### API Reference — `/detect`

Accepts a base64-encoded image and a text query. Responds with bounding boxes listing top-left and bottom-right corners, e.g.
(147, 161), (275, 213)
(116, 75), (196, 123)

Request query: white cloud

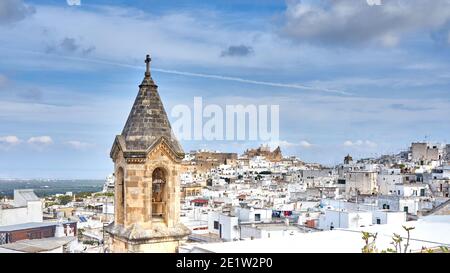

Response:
(299, 140), (314, 148)
(267, 140), (297, 149)
(27, 136), (53, 145)
(66, 140), (92, 150)
(0, 135), (21, 145)
(343, 140), (354, 147)
(268, 140), (314, 149)
(281, 0), (450, 47)
(365, 140), (378, 148)
(343, 140), (377, 148)
(66, 0), (81, 6)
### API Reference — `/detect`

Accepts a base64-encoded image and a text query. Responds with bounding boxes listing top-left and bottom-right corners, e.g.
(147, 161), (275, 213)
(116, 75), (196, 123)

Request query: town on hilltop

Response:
(1, 141), (449, 253)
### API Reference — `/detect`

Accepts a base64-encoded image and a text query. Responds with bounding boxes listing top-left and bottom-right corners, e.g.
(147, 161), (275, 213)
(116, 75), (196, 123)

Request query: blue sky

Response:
(1, 0), (450, 179)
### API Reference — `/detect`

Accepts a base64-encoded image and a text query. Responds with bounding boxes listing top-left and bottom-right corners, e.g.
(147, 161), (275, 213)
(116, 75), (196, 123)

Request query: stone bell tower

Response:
(105, 54), (190, 253)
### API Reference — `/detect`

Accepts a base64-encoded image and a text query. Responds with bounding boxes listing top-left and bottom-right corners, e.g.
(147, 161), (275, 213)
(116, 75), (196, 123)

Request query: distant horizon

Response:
(1, 139), (439, 180)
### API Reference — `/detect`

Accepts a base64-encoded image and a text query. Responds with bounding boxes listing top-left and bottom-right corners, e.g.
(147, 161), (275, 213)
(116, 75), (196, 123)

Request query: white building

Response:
(248, 156), (271, 173)
(377, 173), (403, 195)
(431, 165), (450, 180)
(393, 183), (428, 197)
(318, 209), (373, 230)
(207, 211), (239, 241)
(234, 207), (272, 223)
(372, 210), (406, 225)
(0, 190), (43, 226)
(321, 199), (378, 212)
(375, 196), (432, 215)
(240, 223), (305, 240)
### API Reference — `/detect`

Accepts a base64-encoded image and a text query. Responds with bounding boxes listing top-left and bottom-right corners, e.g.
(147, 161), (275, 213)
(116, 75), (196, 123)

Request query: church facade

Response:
(105, 55), (190, 253)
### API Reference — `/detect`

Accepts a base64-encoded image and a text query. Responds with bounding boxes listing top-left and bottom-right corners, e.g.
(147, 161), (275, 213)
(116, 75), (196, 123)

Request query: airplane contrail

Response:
(2, 47), (351, 95)
(151, 68), (351, 95)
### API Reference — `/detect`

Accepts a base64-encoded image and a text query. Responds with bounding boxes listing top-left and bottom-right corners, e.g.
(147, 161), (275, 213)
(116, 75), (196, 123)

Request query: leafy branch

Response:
(362, 225), (417, 253)
(361, 231), (378, 253)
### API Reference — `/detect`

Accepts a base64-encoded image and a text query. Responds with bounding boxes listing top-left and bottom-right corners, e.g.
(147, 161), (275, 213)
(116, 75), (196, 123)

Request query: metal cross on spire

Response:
(145, 54), (151, 76)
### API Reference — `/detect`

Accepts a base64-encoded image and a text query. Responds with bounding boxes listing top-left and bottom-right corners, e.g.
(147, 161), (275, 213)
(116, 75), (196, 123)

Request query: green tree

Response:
(94, 192), (114, 197)
(58, 195), (72, 205)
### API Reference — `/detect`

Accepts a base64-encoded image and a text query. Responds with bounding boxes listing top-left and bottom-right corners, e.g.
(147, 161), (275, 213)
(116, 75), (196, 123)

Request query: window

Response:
(376, 218), (381, 224)
(214, 221), (219, 230)
(420, 189), (425, 196)
(255, 213), (261, 222)
(403, 206), (409, 213)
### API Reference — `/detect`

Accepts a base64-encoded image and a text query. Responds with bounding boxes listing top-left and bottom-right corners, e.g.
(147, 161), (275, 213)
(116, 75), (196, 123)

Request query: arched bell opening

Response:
(151, 167), (168, 219)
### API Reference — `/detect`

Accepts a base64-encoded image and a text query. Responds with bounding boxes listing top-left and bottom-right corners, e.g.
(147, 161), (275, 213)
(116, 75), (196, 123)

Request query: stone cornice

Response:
(111, 135), (185, 164)
(105, 222), (191, 242)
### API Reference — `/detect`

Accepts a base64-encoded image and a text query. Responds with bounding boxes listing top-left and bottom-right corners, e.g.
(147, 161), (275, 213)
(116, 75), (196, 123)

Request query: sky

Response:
(0, 0), (450, 179)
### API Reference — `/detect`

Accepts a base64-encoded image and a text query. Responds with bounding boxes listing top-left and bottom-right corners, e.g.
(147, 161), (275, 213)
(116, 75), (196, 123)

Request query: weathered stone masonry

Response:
(105, 55), (190, 253)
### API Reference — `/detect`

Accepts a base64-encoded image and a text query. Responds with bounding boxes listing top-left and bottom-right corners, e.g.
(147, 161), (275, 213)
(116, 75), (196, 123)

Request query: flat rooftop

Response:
(0, 236), (75, 253)
(0, 221), (77, 232)
(242, 223), (306, 232)
(187, 215), (450, 253)
(0, 222), (58, 232)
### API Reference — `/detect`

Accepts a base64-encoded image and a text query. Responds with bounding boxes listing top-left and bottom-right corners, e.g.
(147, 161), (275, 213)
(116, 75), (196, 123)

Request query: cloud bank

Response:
(281, 0), (450, 46)
(0, 0), (35, 25)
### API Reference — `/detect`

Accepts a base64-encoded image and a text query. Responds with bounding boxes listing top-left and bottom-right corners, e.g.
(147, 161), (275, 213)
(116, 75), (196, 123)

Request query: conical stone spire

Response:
(118, 54), (183, 155)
